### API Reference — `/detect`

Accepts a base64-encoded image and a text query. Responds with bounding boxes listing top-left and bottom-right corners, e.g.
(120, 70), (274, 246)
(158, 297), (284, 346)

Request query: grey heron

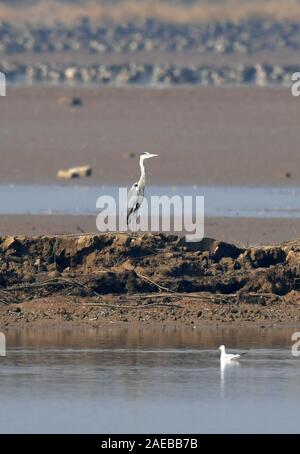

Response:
(127, 152), (158, 225)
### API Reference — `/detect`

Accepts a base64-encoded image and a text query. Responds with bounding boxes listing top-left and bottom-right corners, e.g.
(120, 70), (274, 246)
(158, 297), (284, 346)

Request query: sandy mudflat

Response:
(0, 85), (299, 186)
(0, 214), (299, 246)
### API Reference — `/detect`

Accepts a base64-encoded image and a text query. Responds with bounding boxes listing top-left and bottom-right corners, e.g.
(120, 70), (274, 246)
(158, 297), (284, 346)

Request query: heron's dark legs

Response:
(128, 211), (141, 240)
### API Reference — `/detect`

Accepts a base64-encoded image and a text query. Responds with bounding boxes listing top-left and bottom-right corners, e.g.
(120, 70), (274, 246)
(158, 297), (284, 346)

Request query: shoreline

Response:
(2, 293), (299, 329)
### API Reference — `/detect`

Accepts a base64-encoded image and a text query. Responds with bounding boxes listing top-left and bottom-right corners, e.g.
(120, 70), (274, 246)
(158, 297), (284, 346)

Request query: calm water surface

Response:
(1, 325), (300, 434)
(1, 184), (300, 217)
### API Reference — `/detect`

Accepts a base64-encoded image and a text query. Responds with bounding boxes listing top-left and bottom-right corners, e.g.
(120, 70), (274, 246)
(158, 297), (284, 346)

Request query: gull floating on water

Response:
(219, 344), (246, 362)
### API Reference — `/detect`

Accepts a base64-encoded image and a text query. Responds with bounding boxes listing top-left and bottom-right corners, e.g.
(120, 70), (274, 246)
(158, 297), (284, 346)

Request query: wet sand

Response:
(0, 85), (298, 186)
(0, 214), (299, 246)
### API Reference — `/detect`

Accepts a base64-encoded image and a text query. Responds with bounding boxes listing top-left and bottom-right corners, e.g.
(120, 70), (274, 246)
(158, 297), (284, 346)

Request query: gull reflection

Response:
(220, 358), (240, 399)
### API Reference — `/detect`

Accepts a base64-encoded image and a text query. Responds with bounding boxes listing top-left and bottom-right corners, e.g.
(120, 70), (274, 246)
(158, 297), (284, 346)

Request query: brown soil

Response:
(0, 233), (300, 328)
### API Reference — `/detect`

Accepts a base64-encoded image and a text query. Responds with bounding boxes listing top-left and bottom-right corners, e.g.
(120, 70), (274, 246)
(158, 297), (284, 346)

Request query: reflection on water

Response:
(1, 185), (300, 217)
(1, 324), (300, 434)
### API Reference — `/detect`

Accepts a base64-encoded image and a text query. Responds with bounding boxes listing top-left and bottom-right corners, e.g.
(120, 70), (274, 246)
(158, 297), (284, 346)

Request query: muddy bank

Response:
(0, 233), (299, 327)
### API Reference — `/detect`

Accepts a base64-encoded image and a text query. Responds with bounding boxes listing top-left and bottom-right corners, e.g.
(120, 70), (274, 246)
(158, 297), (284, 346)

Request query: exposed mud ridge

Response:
(0, 233), (300, 327)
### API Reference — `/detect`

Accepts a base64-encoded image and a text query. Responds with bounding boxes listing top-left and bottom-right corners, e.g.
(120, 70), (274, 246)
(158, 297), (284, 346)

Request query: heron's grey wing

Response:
(127, 184), (144, 224)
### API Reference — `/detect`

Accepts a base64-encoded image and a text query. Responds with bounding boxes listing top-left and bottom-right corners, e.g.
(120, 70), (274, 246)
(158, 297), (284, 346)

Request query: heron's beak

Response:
(149, 154), (158, 158)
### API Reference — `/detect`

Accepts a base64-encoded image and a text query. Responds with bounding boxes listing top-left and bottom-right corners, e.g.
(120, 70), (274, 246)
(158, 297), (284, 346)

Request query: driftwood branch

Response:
(136, 272), (175, 293)
(82, 302), (182, 309)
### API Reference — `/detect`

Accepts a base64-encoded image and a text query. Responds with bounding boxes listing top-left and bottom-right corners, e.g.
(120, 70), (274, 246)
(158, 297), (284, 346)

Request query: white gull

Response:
(219, 344), (246, 362)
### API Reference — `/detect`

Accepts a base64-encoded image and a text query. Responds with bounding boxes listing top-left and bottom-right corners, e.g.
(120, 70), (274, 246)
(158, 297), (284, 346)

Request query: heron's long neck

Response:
(138, 158), (146, 187)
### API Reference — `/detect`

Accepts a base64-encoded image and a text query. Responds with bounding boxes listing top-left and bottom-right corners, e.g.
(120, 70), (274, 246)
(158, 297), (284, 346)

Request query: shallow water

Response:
(1, 325), (300, 434)
(1, 184), (300, 218)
